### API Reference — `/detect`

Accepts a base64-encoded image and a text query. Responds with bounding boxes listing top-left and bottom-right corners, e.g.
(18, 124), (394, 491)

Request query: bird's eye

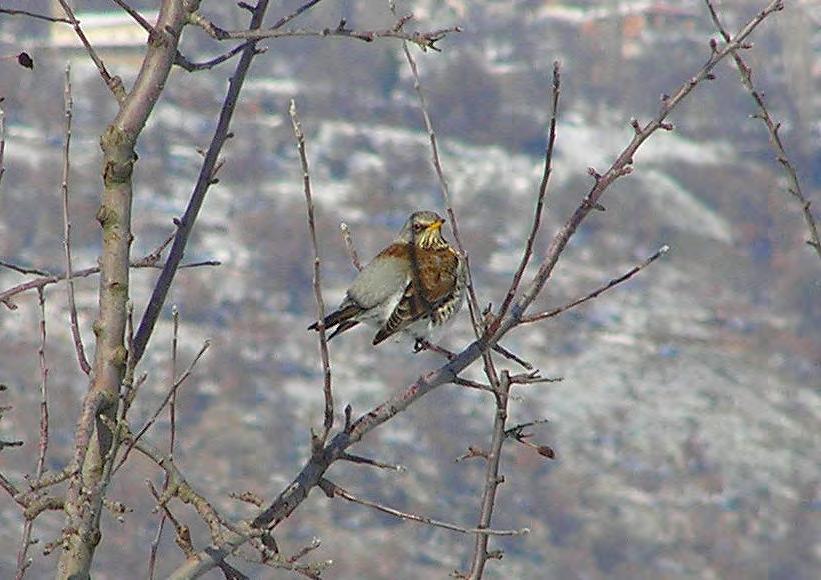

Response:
(413, 223), (424, 232)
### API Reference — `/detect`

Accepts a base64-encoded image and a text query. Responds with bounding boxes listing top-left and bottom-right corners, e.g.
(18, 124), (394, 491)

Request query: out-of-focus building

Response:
(44, 2), (158, 68)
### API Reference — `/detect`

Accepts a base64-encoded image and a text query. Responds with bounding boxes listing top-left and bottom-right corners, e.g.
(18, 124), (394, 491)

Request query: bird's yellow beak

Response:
(431, 218), (445, 230)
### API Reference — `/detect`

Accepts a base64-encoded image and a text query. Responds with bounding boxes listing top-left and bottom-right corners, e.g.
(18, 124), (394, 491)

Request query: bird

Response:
(309, 210), (466, 348)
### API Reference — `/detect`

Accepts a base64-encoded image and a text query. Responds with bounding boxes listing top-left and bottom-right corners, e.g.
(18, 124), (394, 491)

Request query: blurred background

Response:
(1, 1), (819, 578)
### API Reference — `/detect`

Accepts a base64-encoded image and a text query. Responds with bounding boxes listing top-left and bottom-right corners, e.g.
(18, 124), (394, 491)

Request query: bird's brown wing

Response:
(372, 247), (459, 345)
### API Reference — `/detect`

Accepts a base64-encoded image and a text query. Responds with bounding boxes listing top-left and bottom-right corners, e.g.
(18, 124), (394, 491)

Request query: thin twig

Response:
(491, 344), (533, 370)
(394, 4), (503, 413)
(113, 340), (209, 475)
(14, 287), (51, 580)
(499, 1), (785, 342)
(508, 371), (563, 385)
(0, 250), (219, 309)
(467, 371), (512, 578)
(108, 0), (154, 32)
(204, 13), (457, 52)
(290, 100), (334, 447)
(175, 42), (259, 72)
(0, 8), (72, 23)
(0, 261), (53, 277)
(137, 442), (251, 580)
(339, 222), (362, 271)
(14, 519), (34, 579)
(108, 0), (257, 73)
(0, 106), (5, 187)
(34, 288), (50, 483)
(147, 306), (180, 579)
(132, 0), (272, 363)
(340, 452), (405, 472)
(170, 306), (180, 454)
(493, 63), (561, 330)
(60, 64), (91, 375)
(56, 0), (124, 100)
(521, 245), (670, 324)
(319, 479), (528, 536)
(703, 0), (819, 260)
(398, 38), (482, 336)
(417, 338), (457, 359)
(268, 0), (327, 30)
(451, 377), (495, 393)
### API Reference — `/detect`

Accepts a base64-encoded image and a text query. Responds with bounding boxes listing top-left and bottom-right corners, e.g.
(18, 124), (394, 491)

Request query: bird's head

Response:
(398, 210), (448, 249)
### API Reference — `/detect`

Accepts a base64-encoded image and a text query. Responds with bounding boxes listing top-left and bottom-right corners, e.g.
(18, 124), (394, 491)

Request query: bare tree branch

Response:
(290, 99), (334, 447)
(703, 0), (819, 260)
(466, 371), (512, 578)
(57, 0), (200, 575)
(55, 0), (125, 100)
(193, 8), (458, 53)
(0, 106), (5, 187)
(34, 288), (50, 487)
(0, 250), (219, 310)
(521, 245), (670, 324)
(132, 0), (272, 363)
(339, 452), (405, 472)
(113, 339), (210, 475)
(0, 8), (71, 24)
(318, 479), (529, 536)
(0, 261), (53, 278)
(494, 62), (561, 329)
(175, 42), (261, 72)
(339, 222), (363, 271)
(14, 287), (51, 580)
(108, 0), (258, 72)
(59, 64), (91, 375)
(392, 5), (506, 443)
(148, 306), (180, 579)
(398, 35), (483, 336)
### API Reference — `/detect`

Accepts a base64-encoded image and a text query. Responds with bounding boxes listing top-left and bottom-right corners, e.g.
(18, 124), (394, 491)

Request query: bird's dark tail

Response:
(308, 304), (361, 340)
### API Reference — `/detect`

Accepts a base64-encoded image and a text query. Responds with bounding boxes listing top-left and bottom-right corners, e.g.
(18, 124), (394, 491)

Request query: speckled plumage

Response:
(309, 211), (466, 346)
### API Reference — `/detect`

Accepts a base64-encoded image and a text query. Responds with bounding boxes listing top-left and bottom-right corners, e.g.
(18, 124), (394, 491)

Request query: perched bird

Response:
(309, 210), (466, 347)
